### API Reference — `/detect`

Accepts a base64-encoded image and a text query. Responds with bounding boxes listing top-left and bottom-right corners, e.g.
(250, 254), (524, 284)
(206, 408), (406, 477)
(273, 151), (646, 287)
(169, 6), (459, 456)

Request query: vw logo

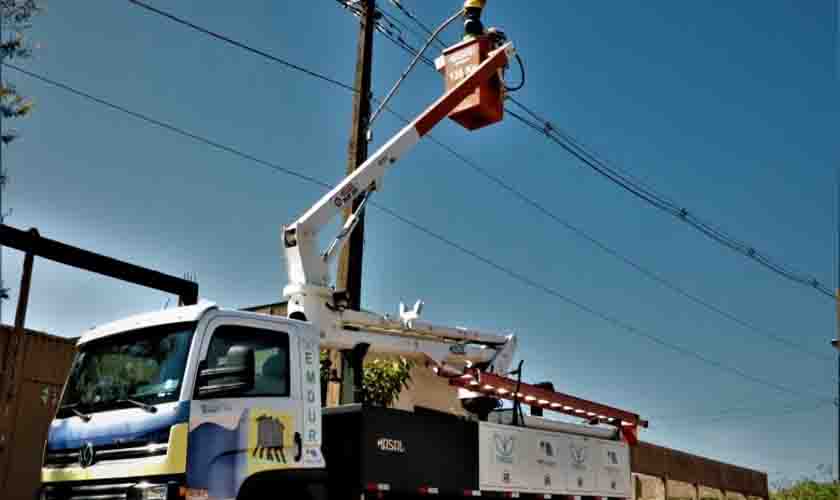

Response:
(79, 442), (96, 468)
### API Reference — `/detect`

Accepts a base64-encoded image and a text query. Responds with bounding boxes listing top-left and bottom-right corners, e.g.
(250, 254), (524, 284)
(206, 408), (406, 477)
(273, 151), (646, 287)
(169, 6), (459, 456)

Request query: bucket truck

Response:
(40, 4), (646, 500)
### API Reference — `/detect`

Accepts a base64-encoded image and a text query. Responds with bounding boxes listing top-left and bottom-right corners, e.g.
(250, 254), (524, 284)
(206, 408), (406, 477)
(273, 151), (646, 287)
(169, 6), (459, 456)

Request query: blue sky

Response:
(4, 0), (838, 484)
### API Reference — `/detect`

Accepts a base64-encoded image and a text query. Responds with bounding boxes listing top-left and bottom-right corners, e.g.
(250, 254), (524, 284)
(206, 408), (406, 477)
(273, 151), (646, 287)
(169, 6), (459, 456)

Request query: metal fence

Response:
(632, 441), (769, 499)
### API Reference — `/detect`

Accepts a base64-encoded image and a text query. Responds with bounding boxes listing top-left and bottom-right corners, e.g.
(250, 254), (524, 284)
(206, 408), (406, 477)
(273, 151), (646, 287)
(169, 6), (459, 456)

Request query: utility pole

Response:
(337, 0), (375, 310)
(332, 0), (376, 406)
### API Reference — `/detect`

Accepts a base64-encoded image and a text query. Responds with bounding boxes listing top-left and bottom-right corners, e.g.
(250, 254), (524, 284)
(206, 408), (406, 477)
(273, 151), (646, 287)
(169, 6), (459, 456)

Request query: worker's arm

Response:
(283, 42), (515, 288)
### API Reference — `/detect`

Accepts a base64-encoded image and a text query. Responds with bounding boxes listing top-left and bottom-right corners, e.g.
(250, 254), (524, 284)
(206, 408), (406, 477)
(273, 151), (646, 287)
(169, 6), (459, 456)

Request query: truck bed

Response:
(322, 405), (478, 496)
(321, 405), (631, 500)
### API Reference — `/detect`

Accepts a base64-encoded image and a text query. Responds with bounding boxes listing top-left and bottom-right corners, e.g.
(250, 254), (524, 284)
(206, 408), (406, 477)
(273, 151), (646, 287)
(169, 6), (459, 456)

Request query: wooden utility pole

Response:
(337, 0), (375, 309)
(331, 0), (375, 406)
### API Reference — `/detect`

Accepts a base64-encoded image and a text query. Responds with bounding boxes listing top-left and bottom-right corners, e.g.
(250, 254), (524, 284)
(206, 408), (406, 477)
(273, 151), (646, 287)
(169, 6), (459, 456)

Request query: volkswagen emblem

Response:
(79, 442), (95, 468)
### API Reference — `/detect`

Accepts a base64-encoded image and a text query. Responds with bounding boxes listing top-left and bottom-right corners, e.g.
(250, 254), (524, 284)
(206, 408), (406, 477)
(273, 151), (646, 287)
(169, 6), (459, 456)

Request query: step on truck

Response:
(40, 5), (647, 500)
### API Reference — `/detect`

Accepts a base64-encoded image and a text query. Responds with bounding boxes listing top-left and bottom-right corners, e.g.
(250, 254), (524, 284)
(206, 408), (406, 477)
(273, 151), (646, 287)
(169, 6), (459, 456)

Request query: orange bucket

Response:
(439, 36), (504, 130)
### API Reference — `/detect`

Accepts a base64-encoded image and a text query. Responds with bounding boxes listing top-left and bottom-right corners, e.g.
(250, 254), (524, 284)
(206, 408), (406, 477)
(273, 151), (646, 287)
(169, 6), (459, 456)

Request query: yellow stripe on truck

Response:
(42, 423), (188, 483)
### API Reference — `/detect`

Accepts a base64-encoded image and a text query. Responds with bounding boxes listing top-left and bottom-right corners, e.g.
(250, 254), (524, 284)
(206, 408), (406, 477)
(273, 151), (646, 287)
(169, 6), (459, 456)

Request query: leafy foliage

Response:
(770, 480), (838, 500)
(1, 0), (40, 30)
(360, 357), (413, 407)
(771, 465), (838, 500)
(320, 350), (413, 407)
(1, 0), (41, 145)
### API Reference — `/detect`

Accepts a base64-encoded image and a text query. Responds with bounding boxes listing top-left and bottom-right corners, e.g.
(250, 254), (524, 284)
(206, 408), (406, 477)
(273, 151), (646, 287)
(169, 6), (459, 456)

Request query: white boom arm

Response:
(283, 42), (517, 373)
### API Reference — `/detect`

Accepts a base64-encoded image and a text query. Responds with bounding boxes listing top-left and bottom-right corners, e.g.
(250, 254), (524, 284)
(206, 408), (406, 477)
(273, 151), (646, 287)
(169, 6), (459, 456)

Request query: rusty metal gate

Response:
(0, 326), (76, 500)
(0, 224), (198, 500)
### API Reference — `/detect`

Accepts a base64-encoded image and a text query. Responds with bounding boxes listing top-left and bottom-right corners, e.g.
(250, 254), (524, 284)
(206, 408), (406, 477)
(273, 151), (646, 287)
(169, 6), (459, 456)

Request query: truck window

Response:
(205, 325), (290, 397)
(57, 322), (195, 417)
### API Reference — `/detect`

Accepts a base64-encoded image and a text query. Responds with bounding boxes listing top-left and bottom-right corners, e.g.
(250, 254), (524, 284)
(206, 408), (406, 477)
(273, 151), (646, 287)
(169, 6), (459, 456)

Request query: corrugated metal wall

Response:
(0, 326), (76, 500)
(631, 441), (769, 498)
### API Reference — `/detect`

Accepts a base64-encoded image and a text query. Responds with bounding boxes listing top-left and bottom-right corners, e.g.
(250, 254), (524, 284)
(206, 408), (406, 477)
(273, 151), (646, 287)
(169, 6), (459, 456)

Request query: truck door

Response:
(184, 318), (308, 499)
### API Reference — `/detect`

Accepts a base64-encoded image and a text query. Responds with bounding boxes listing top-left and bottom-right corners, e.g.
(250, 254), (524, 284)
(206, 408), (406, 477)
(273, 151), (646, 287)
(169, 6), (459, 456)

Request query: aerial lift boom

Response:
(282, 34), (517, 374)
(281, 0), (645, 442)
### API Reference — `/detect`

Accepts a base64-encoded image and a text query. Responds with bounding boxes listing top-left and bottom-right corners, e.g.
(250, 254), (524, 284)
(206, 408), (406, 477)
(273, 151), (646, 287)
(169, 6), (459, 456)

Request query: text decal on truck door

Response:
(376, 437), (406, 454)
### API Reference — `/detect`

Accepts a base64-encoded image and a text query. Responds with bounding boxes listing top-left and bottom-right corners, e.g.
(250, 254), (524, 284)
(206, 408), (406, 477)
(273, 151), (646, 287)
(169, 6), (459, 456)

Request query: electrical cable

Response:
(368, 6), (463, 128)
(378, 7), (433, 48)
(127, 0), (839, 378)
(504, 53), (525, 92)
(654, 401), (833, 426)
(376, 25), (436, 68)
(371, 19), (838, 367)
(506, 96), (835, 300)
(61, 2), (836, 406)
(4, 64), (330, 190)
(12, 63), (836, 407)
(128, 0), (359, 94)
(388, 0), (448, 50)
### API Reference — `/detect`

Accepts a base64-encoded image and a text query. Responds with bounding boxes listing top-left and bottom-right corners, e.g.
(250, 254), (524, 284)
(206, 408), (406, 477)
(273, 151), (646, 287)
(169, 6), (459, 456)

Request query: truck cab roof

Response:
(78, 301), (219, 345)
(78, 301), (317, 346)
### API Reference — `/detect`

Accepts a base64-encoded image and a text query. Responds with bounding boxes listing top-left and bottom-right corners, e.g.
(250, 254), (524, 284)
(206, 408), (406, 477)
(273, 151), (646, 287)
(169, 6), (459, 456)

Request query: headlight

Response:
(130, 483), (169, 500)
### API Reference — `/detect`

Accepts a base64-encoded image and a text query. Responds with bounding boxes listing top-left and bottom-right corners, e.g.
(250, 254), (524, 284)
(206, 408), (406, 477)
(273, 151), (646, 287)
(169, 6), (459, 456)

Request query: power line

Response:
(13, 63), (835, 407)
(376, 24), (435, 68)
(4, 65), (332, 190)
(386, 0), (448, 50)
(382, 0), (835, 301)
(376, 199), (836, 406)
(43, 3), (837, 407)
(369, 6), (462, 126)
(367, 10), (838, 367)
(332, 0), (446, 61)
(654, 401), (833, 426)
(505, 96), (835, 300)
(378, 7), (435, 49)
(121, 3), (840, 398)
(128, 0), (358, 94)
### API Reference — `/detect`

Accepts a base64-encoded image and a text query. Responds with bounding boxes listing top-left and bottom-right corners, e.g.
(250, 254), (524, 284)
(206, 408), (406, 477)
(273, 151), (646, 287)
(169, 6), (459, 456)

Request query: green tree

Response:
(771, 465), (838, 500)
(770, 480), (838, 500)
(320, 351), (413, 407)
(360, 357), (413, 407)
(0, 0), (40, 306)
(1, 0), (40, 144)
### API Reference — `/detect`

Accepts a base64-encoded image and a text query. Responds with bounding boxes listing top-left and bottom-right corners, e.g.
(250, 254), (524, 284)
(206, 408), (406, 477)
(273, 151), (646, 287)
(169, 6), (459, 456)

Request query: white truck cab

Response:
(42, 302), (324, 500)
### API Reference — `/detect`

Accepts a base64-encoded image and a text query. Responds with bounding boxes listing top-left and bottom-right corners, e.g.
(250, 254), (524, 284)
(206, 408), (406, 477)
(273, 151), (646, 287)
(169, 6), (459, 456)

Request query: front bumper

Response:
(40, 474), (184, 500)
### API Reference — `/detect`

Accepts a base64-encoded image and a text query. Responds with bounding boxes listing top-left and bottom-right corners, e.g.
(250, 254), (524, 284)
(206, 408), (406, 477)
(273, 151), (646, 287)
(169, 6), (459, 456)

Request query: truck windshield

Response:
(57, 322), (195, 418)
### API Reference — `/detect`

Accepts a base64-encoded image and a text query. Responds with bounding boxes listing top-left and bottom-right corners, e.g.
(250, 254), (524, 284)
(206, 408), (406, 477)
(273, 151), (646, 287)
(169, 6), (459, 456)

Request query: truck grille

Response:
(41, 477), (183, 500)
(45, 443), (169, 468)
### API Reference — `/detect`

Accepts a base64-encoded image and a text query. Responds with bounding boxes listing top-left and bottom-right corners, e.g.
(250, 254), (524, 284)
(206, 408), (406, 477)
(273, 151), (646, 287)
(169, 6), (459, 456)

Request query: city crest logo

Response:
(494, 434), (515, 464)
(570, 443), (587, 470)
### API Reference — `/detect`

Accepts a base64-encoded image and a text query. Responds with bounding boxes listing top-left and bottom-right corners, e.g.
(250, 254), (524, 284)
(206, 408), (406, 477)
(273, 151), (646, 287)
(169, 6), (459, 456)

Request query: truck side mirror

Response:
(196, 345), (255, 398)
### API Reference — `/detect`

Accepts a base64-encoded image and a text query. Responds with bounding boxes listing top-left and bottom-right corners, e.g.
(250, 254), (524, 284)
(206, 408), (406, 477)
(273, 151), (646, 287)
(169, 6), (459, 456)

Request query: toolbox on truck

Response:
(322, 405), (479, 495)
